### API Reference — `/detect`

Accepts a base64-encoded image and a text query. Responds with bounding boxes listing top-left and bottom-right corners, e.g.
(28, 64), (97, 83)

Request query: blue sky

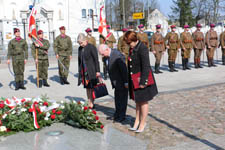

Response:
(158, 0), (173, 17)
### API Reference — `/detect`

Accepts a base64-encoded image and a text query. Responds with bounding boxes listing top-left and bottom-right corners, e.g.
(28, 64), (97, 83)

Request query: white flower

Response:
(60, 105), (65, 109)
(11, 111), (16, 115)
(46, 112), (50, 117)
(21, 108), (27, 112)
(44, 117), (49, 121)
(2, 114), (7, 119)
(40, 106), (47, 112)
(0, 126), (7, 132)
(60, 101), (64, 104)
(80, 101), (85, 105)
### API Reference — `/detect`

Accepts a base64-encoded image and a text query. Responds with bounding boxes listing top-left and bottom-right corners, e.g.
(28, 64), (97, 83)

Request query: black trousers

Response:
(114, 88), (128, 119)
(102, 57), (109, 76)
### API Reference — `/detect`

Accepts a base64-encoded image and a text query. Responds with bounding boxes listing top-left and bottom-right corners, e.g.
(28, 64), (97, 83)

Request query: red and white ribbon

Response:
(32, 102), (40, 129)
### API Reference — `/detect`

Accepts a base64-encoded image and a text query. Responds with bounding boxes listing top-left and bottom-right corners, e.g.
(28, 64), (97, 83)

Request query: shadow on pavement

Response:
(27, 75), (37, 85)
(49, 75), (61, 84)
(8, 80), (28, 90)
(127, 103), (225, 150)
(30, 67), (59, 72)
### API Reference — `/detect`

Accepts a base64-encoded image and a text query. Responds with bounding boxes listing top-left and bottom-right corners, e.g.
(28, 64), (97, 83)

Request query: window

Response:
(82, 9), (86, 18)
(89, 9), (93, 17)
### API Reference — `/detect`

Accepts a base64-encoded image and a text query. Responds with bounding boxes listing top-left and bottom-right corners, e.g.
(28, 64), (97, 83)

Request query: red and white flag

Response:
(28, 7), (43, 47)
(98, 4), (107, 37)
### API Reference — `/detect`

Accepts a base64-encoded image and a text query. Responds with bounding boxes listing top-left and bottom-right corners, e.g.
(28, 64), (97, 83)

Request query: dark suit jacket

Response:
(108, 49), (128, 90)
(78, 43), (100, 86)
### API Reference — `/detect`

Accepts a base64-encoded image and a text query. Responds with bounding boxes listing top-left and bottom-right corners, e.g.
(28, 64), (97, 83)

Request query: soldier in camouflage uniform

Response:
(151, 24), (165, 74)
(137, 24), (149, 49)
(7, 28), (28, 90)
(205, 24), (218, 67)
(117, 28), (129, 64)
(99, 25), (116, 79)
(54, 26), (72, 85)
(180, 25), (196, 70)
(165, 25), (180, 72)
(219, 25), (225, 65)
(31, 30), (50, 87)
(85, 28), (96, 47)
(192, 24), (205, 68)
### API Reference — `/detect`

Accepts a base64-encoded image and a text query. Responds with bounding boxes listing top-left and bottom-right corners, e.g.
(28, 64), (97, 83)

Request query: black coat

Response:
(128, 41), (158, 102)
(78, 43), (100, 86)
(108, 49), (128, 90)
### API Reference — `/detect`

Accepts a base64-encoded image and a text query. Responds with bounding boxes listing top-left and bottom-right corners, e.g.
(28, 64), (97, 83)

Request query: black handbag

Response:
(92, 83), (108, 100)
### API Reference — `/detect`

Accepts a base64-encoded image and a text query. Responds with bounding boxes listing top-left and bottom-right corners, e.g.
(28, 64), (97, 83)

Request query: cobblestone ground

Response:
(95, 84), (225, 150)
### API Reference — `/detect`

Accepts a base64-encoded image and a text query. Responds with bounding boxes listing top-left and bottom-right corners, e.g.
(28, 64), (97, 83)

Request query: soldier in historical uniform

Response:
(85, 28), (96, 47)
(219, 25), (225, 65)
(165, 25), (180, 72)
(137, 24), (149, 49)
(31, 30), (50, 87)
(205, 24), (218, 67)
(99, 25), (116, 79)
(150, 24), (165, 74)
(192, 24), (205, 68)
(117, 28), (129, 64)
(54, 26), (72, 85)
(7, 28), (28, 90)
(180, 25), (196, 70)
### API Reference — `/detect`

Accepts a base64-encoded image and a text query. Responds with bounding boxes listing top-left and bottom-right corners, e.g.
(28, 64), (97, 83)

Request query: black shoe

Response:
(172, 62), (178, 72)
(211, 60), (217, 67)
(60, 77), (64, 85)
(182, 59), (186, 70)
(43, 79), (50, 87)
(15, 82), (19, 91)
(19, 81), (26, 90)
(185, 59), (191, 70)
(63, 77), (70, 84)
(38, 80), (42, 88)
(114, 117), (125, 123)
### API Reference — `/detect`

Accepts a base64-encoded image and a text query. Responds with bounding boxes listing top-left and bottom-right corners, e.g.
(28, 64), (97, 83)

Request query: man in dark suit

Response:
(98, 44), (128, 122)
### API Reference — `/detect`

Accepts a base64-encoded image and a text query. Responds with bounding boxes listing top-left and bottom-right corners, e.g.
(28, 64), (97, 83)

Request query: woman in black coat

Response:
(77, 33), (100, 108)
(124, 31), (158, 133)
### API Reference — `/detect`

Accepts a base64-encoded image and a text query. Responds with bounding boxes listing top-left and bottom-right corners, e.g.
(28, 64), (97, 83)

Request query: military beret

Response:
(170, 25), (176, 28)
(59, 26), (65, 30)
(37, 30), (43, 35)
(210, 24), (215, 27)
(14, 28), (20, 34)
(85, 28), (92, 32)
(138, 24), (144, 28)
(196, 24), (202, 28)
(184, 25), (190, 28)
(122, 28), (128, 32)
(156, 24), (161, 29)
(106, 25), (111, 29)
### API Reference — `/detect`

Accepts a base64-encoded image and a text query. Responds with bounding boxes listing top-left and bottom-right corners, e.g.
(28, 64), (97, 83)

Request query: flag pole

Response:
(36, 48), (39, 87)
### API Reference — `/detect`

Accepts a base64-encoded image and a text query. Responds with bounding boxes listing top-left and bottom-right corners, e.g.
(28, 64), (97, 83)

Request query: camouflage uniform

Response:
(165, 31), (180, 72)
(192, 30), (205, 68)
(137, 32), (149, 49)
(7, 37), (28, 89)
(31, 38), (50, 87)
(205, 30), (218, 67)
(219, 31), (225, 65)
(54, 35), (72, 84)
(117, 35), (129, 64)
(151, 32), (165, 73)
(99, 32), (116, 79)
(180, 31), (195, 70)
(86, 35), (96, 47)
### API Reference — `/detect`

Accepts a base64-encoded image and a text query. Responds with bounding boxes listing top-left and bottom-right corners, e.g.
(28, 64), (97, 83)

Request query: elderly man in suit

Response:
(98, 44), (128, 123)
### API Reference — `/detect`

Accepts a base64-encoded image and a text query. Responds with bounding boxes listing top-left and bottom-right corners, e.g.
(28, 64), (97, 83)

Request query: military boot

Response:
(43, 79), (50, 87)
(15, 82), (20, 91)
(60, 77), (64, 85)
(154, 64), (159, 74)
(158, 63), (163, 73)
(172, 62), (178, 72)
(168, 61), (173, 72)
(38, 80), (42, 88)
(20, 81), (26, 90)
(182, 58), (186, 70)
(63, 77), (70, 84)
(222, 56), (225, 65)
(211, 59), (217, 67)
(185, 59), (191, 70)
(208, 57), (212, 67)
(198, 58), (203, 68)
(194, 58), (198, 68)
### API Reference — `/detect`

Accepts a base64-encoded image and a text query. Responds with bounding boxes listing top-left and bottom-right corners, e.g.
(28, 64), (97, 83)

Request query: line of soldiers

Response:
(7, 26), (72, 90)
